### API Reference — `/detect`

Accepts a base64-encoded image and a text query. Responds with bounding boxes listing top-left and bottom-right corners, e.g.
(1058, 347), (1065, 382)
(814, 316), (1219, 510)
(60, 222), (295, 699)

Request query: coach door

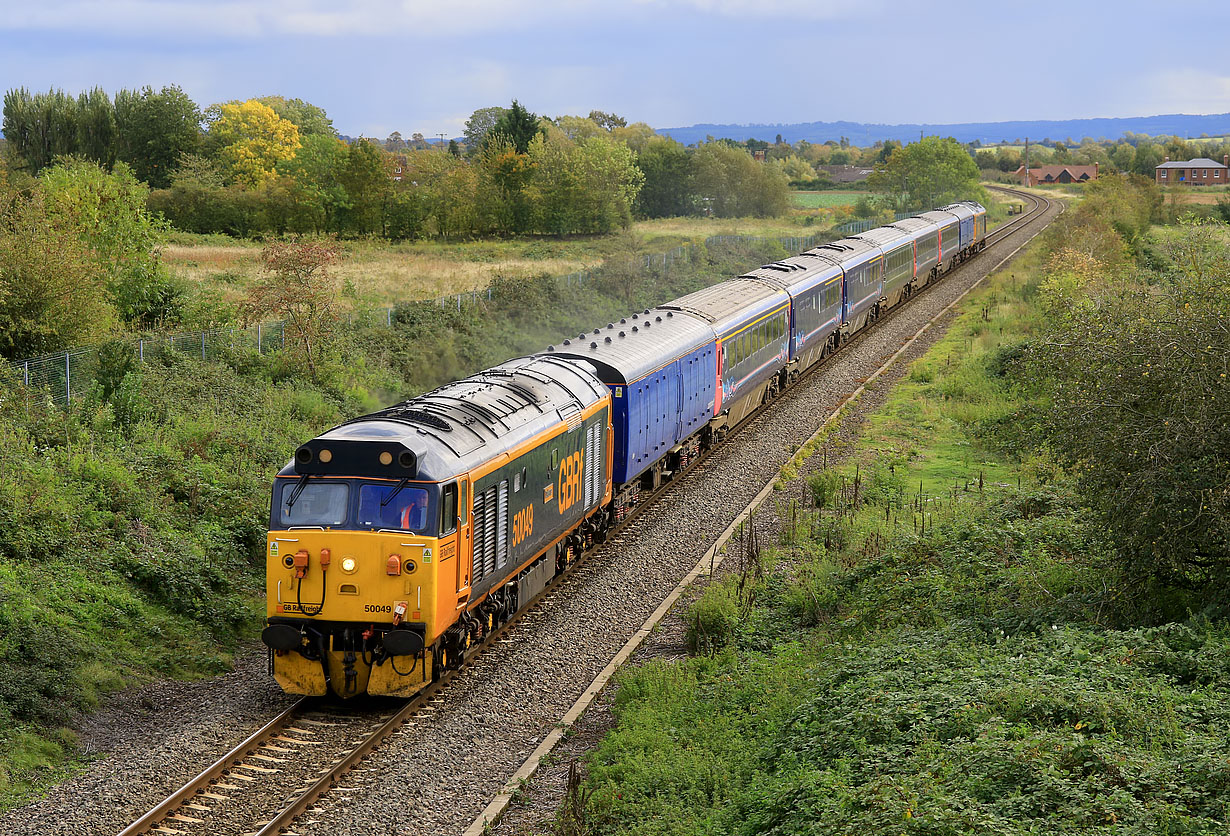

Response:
(454, 480), (471, 596)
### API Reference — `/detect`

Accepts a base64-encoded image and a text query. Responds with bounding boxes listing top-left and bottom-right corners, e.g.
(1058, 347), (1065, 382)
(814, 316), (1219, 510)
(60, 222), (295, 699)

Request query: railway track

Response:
(115, 187), (1055, 836)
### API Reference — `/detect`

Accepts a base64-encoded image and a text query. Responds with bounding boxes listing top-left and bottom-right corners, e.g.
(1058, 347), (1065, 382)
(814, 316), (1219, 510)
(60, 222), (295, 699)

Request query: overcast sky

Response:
(3, 0), (1229, 139)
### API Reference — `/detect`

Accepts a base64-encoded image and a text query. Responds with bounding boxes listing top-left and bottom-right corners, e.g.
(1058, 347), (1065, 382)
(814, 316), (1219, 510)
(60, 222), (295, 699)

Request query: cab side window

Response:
(440, 482), (458, 535)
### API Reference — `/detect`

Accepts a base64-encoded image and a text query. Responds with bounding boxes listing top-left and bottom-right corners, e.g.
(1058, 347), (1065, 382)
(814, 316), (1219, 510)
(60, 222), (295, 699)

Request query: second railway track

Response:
(105, 187), (1056, 836)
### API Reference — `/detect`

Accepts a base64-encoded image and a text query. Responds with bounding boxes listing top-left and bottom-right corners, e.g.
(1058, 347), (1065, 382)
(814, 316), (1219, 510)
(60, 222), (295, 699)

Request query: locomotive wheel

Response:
(433, 645), (448, 681)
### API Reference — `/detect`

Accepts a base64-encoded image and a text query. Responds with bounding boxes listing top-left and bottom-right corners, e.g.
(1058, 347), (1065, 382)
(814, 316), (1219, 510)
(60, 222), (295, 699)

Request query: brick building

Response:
(1155, 156), (1230, 185)
(1013, 163), (1099, 187)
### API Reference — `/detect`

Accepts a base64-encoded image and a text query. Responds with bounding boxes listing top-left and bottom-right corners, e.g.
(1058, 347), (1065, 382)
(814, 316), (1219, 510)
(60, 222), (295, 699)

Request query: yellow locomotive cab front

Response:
(262, 472), (451, 699)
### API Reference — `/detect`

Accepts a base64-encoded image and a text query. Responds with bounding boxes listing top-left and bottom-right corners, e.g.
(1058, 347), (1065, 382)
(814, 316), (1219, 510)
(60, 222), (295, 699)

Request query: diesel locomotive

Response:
(261, 201), (987, 698)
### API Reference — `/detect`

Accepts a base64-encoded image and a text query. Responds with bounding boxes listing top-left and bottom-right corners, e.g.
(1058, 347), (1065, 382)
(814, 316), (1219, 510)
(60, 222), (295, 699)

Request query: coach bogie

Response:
(264, 195), (997, 700)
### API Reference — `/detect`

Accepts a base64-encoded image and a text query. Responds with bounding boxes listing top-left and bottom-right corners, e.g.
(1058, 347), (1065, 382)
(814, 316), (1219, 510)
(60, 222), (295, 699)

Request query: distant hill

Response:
(658, 114), (1230, 146)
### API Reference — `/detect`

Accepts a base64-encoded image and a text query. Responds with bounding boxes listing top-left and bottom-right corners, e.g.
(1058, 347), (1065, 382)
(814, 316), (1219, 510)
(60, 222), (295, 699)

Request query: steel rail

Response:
(115, 697), (307, 836)
(251, 186), (1056, 836)
(121, 187), (1053, 836)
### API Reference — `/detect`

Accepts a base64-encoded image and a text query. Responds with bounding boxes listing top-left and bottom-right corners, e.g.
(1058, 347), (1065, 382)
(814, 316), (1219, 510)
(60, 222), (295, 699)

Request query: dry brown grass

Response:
(163, 242), (592, 308)
(632, 216), (816, 249)
(1160, 186), (1230, 206)
(164, 216), (817, 309)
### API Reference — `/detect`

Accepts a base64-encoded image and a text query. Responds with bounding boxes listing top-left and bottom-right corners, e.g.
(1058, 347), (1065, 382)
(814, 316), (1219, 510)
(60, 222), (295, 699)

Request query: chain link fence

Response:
(4, 230), (838, 408)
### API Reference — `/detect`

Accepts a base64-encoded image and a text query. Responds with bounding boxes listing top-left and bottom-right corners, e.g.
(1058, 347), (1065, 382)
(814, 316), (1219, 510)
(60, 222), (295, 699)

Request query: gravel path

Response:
(0, 197), (1058, 836)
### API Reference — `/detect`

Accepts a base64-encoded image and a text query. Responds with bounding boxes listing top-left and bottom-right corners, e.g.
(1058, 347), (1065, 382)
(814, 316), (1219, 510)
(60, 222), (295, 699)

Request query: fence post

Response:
(387, 307), (392, 327)
(23, 360), (29, 386)
(257, 323), (262, 354)
(202, 331), (207, 360)
(139, 339), (144, 362)
(65, 352), (71, 407)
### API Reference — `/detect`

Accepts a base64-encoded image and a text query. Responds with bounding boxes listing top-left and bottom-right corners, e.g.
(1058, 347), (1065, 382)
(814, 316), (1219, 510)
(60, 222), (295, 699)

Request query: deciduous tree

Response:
(208, 99), (301, 188)
(0, 183), (116, 357)
(867, 136), (981, 209)
(248, 240), (341, 379)
(634, 136), (694, 218)
(336, 138), (392, 235)
(40, 158), (179, 325)
(75, 87), (116, 169)
(1024, 221), (1230, 592)
(2, 87), (80, 174)
(255, 96), (335, 137)
(463, 106), (507, 151)
(692, 142), (789, 218)
(114, 85), (202, 187)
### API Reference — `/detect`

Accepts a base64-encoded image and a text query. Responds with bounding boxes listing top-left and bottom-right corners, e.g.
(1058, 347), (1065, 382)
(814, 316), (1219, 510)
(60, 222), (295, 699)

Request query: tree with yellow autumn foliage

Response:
(208, 99), (300, 188)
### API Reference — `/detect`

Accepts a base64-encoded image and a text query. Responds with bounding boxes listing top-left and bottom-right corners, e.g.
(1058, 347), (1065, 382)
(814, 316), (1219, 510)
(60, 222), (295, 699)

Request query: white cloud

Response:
(655, 0), (877, 19)
(2, 1), (612, 37)
(1140, 68), (1230, 115)
(1, 0), (870, 39)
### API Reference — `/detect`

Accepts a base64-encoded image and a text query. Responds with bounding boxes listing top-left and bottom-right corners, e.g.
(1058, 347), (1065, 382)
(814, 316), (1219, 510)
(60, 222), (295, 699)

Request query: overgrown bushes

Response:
(0, 234), (791, 806)
(575, 202), (1230, 835)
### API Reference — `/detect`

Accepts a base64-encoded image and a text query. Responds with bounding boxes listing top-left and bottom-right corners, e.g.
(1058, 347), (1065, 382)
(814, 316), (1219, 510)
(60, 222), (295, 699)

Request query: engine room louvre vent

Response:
(560, 404), (583, 431)
(392, 409), (451, 431)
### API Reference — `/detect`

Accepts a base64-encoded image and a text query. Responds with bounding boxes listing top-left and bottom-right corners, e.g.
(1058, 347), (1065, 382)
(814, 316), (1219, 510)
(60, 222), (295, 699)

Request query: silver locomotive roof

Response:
(281, 354), (607, 483)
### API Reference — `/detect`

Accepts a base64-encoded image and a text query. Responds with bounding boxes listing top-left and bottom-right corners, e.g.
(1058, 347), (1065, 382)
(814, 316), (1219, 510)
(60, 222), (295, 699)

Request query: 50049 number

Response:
(364, 604), (392, 614)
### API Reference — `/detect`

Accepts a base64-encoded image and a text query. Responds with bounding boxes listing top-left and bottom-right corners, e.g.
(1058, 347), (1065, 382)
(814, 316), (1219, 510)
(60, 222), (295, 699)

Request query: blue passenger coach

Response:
(545, 306), (716, 514)
(661, 279), (791, 434)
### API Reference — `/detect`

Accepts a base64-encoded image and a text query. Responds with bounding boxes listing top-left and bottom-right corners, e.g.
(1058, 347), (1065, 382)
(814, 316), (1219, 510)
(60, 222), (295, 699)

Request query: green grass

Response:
(790, 190), (868, 209)
(0, 234), (801, 813)
(575, 225), (1230, 835)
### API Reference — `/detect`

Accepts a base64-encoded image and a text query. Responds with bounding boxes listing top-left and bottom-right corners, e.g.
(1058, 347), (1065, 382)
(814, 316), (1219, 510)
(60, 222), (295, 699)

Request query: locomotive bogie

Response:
(262, 199), (992, 700)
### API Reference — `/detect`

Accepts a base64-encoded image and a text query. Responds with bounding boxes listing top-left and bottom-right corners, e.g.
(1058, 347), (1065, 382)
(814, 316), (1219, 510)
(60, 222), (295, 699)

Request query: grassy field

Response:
(790, 190), (868, 209)
(1160, 184), (1230, 205)
(163, 216), (822, 321)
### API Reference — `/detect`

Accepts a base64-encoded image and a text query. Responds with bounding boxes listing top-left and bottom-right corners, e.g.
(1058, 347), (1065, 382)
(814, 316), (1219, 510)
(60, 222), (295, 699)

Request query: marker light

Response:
(341, 556), (358, 574)
(386, 554), (402, 576)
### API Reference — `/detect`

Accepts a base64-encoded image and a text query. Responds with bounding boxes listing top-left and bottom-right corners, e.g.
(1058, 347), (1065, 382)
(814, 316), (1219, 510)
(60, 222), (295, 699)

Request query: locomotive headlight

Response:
(341, 556), (358, 574)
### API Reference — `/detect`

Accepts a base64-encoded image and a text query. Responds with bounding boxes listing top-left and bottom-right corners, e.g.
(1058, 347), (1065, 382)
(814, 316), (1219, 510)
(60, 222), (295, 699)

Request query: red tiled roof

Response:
(1013, 164), (1098, 180)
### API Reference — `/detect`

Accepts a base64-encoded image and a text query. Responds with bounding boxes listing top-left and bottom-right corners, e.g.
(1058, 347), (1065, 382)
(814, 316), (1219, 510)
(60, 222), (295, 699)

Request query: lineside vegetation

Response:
(565, 177), (1230, 835)
(0, 234), (796, 808)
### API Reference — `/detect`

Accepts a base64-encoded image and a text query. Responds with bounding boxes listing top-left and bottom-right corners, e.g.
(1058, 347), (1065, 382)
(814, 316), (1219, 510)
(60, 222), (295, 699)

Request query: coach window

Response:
(440, 482), (458, 535)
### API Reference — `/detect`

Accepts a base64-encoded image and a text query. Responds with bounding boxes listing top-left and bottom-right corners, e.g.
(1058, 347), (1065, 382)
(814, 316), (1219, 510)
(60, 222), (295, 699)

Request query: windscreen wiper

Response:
(285, 473), (311, 509)
(381, 477), (410, 507)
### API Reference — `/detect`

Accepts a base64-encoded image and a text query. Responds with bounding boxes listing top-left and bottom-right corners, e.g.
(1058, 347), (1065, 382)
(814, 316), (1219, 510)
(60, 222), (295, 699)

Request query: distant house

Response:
(819, 165), (874, 184)
(1155, 155), (1229, 185)
(1014, 163), (1099, 187)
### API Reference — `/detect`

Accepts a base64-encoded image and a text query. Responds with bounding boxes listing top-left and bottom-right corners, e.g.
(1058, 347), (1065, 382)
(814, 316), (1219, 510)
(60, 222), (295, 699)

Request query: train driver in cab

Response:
(399, 492), (426, 530)
(357, 483), (428, 532)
